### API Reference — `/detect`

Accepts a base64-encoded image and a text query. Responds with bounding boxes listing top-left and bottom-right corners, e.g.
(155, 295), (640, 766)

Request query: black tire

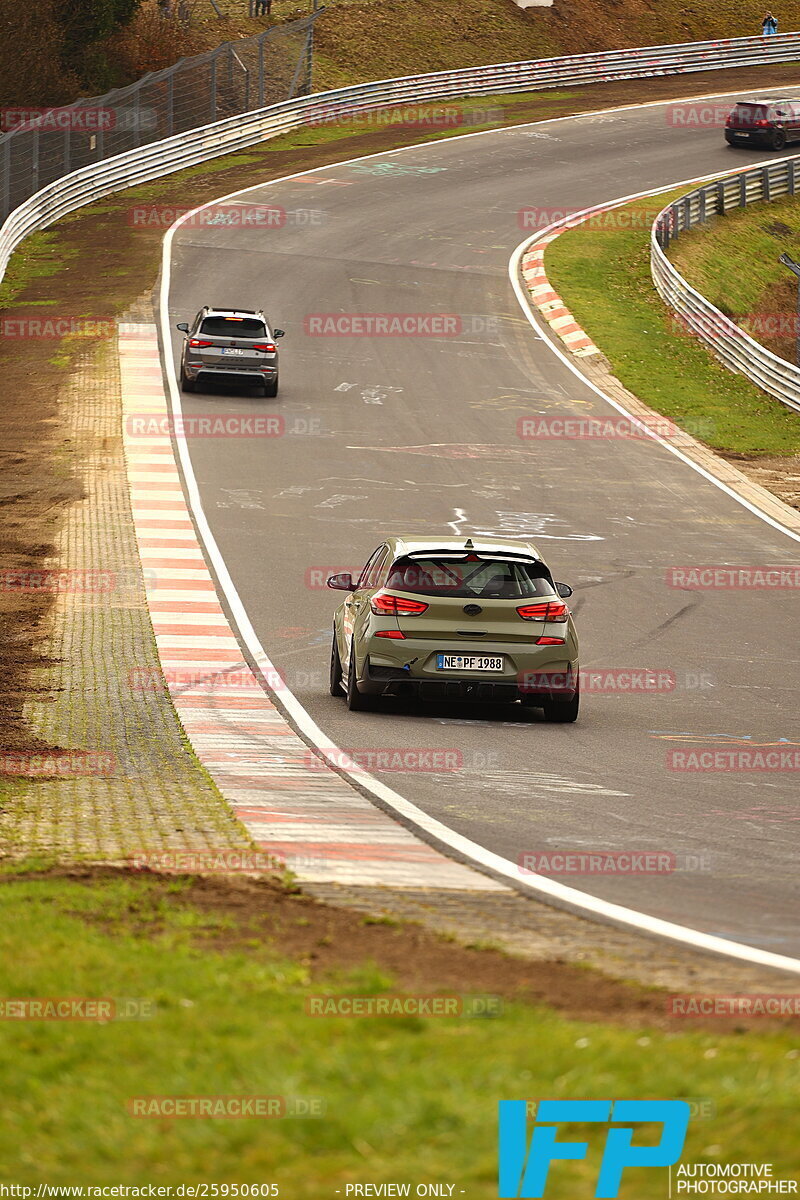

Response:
(541, 677), (580, 724)
(180, 369), (195, 393)
(329, 630), (343, 697)
(264, 374), (278, 398)
(346, 643), (375, 711)
(772, 130), (787, 151)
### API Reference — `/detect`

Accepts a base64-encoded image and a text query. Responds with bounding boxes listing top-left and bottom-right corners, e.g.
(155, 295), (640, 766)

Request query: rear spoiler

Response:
(405, 550), (539, 562)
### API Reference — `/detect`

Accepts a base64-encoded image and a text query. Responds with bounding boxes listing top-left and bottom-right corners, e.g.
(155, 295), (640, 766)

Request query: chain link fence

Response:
(0, 14), (316, 224)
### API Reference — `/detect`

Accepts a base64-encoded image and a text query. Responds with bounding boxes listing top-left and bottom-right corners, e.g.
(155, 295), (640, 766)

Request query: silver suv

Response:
(176, 307), (285, 396)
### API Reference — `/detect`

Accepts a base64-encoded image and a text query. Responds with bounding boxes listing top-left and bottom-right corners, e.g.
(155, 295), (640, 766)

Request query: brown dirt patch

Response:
(9, 863), (795, 1032)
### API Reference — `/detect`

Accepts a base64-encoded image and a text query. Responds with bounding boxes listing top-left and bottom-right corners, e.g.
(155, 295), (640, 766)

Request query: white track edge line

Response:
(157, 97), (800, 974)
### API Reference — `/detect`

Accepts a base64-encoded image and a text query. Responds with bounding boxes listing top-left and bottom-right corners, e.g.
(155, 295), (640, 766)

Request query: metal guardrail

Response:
(651, 158), (800, 414)
(3, 32), (800, 284)
(0, 15), (317, 225)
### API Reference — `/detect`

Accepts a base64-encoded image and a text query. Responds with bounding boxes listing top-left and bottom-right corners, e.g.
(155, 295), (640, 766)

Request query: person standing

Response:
(762, 10), (778, 34)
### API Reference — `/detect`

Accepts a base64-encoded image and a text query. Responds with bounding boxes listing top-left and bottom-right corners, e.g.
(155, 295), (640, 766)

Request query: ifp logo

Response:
(498, 1099), (690, 1197)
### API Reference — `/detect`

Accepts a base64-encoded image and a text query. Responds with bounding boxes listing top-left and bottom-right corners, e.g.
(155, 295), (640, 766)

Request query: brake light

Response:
(253, 342), (276, 352)
(370, 592), (429, 616)
(375, 629), (406, 639)
(755, 119), (770, 128)
(188, 338), (213, 347)
(535, 636), (566, 646)
(516, 601), (569, 622)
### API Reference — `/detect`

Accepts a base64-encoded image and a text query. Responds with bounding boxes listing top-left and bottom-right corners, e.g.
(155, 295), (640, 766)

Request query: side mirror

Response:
(273, 329), (285, 338)
(176, 322), (190, 333)
(555, 582), (573, 599)
(327, 572), (354, 591)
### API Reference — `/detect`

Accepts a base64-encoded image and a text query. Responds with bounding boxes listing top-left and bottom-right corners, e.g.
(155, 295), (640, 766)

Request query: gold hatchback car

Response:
(327, 536), (580, 721)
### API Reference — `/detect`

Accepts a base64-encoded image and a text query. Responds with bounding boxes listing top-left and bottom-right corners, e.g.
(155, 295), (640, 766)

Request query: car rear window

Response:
(386, 556), (555, 600)
(731, 103), (768, 125)
(199, 317), (266, 337)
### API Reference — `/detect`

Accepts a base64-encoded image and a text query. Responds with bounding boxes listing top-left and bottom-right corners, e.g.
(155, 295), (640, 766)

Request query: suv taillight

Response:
(516, 601), (569, 622)
(188, 338), (212, 347)
(253, 342), (276, 352)
(370, 592), (429, 616)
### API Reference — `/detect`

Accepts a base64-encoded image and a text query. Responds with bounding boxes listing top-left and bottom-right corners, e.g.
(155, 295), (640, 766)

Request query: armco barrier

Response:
(2, 32), (800, 283)
(651, 158), (800, 414)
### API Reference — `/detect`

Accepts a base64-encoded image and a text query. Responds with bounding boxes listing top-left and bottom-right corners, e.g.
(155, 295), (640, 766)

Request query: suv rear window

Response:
(386, 556), (555, 600)
(731, 103), (768, 126)
(199, 317), (266, 337)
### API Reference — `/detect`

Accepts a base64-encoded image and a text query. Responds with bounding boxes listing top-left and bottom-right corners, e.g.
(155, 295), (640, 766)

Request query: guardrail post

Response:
(1, 136), (9, 224)
(762, 166), (770, 202)
(716, 179), (725, 214)
(133, 89), (141, 148)
(792, 160), (798, 196)
(699, 188), (706, 224)
(166, 72), (174, 137)
(31, 129), (39, 194)
(740, 175), (747, 207)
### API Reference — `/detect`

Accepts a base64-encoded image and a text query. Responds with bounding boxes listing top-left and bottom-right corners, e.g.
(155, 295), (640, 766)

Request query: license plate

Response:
(221, 347), (247, 355)
(736, 132), (751, 137)
(437, 654), (504, 672)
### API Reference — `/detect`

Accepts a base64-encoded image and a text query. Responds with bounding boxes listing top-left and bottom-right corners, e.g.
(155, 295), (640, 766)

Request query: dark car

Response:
(725, 98), (800, 150)
(176, 307), (285, 396)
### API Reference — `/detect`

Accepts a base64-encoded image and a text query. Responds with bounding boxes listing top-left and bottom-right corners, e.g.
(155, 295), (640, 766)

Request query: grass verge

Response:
(670, 191), (800, 366)
(544, 188), (800, 458)
(0, 865), (797, 1193)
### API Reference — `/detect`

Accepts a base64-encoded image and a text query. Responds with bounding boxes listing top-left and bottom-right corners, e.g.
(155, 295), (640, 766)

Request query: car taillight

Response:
(375, 629), (406, 639)
(188, 338), (212, 347)
(253, 342), (276, 352)
(516, 601), (569, 622)
(535, 636), (566, 646)
(370, 592), (429, 616)
(755, 119), (770, 127)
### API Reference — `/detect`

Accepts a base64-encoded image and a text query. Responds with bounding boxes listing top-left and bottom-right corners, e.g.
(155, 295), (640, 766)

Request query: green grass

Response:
(0, 229), (78, 310)
(545, 188), (800, 457)
(670, 192), (800, 363)
(0, 867), (797, 1195)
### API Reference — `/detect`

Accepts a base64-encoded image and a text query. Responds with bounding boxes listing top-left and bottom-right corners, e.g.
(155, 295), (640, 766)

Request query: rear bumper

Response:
(184, 364), (277, 383)
(724, 131), (773, 146)
(360, 657), (578, 703)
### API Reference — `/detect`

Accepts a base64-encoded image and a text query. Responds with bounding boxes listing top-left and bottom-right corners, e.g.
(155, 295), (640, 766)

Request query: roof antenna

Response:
(464, 538), (474, 549)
